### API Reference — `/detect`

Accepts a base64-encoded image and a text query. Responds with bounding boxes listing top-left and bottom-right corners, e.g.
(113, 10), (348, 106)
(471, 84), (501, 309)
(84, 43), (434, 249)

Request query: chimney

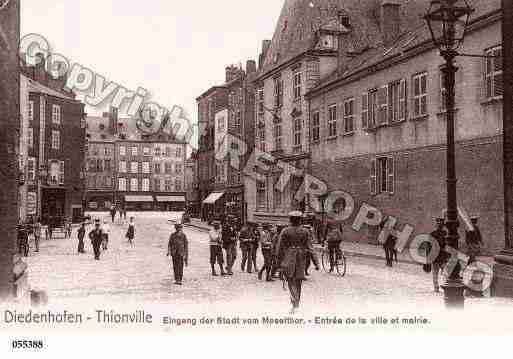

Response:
(34, 53), (47, 84)
(259, 39), (271, 69)
(381, 0), (401, 47)
(246, 60), (257, 74)
(226, 65), (238, 83)
(108, 106), (119, 135)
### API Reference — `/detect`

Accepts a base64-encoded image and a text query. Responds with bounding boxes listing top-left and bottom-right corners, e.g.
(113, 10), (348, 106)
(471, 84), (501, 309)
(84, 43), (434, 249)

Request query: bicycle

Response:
(321, 243), (347, 277)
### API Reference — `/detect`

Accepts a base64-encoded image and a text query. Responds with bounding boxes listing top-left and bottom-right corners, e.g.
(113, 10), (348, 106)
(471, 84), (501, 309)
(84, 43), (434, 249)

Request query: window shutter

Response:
(387, 156), (395, 194)
(378, 85), (388, 125)
(399, 79), (407, 121)
(362, 92), (369, 129)
(370, 158), (377, 195)
(59, 161), (65, 184)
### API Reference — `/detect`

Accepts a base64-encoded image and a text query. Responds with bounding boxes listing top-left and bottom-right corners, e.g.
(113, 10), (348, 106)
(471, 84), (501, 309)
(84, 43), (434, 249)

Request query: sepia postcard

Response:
(1, 0), (513, 356)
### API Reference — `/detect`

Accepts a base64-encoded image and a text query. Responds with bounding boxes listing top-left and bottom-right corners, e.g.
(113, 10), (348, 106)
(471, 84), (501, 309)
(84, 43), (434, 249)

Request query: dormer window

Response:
(321, 34), (337, 50)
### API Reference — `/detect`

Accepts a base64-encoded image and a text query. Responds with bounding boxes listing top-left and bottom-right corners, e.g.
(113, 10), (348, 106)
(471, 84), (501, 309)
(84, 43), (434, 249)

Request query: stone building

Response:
(196, 84), (229, 220)
(85, 109), (187, 212)
(22, 59), (87, 224)
(304, 0), (504, 252)
(245, 0), (368, 225)
(197, 62), (257, 223)
(185, 151), (199, 216)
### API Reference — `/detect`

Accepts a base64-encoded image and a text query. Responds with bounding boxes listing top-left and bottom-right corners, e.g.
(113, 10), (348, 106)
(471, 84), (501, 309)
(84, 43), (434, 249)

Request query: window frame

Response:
(343, 98), (355, 134)
(484, 45), (503, 100)
(51, 104), (61, 124)
(293, 67), (302, 100)
(412, 72), (428, 118)
(51, 130), (60, 150)
(311, 110), (320, 142)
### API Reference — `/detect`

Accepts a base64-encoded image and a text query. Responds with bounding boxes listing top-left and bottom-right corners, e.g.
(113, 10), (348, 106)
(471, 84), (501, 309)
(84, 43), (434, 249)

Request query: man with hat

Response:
(89, 219), (104, 260)
(222, 216), (237, 276)
(275, 211), (319, 314)
(17, 224), (29, 257)
(465, 216), (484, 263)
(167, 223), (189, 285)
(209, 221), (226, 276)
(429, 217), (448, 293)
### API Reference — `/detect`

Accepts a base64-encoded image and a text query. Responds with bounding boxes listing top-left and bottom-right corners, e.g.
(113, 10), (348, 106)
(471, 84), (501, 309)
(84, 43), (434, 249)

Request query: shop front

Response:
(155, 195), (186, 211)
(124, 195), (155, 211)
(202, 192), (225, 223)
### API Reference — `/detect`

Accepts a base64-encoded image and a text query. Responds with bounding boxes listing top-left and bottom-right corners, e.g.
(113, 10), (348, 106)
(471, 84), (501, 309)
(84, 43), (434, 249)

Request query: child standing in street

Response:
(126, 217), (135, 245)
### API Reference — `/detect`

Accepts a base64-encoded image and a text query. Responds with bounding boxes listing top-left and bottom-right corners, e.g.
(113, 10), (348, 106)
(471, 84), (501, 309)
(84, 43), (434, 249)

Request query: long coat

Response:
(168, 231), (188, 258)
(275, 225), (318, 280)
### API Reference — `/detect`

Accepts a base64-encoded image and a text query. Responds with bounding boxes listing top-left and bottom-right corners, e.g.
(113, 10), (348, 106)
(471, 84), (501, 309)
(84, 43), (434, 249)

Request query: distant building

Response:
(85, 109), (187, 212)
(185, 151), (199, 216)
(21, 58), (87, 224)
(196, 62), (256, 223)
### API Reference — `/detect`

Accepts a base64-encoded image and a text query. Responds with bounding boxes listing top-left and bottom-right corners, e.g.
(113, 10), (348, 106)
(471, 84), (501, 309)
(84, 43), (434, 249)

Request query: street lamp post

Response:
(425, 0), (474, 309)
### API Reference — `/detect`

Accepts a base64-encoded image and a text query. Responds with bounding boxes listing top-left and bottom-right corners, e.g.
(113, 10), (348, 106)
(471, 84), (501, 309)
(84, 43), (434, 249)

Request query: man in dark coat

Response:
(275, 211), (319, 314)
(77, 222), (86, 254)
(167, 224), (189, 285)
(17, 225), (29, 257)
(429, 217), (448, 293)
(222, 218), (237, 275)
(89, 219), (104, 260)
(239, 224), (253, 273)
(465, 216), (484, 263)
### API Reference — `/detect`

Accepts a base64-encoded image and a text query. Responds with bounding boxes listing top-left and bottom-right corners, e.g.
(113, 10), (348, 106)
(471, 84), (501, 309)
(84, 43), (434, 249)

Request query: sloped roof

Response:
(309, 0), (501, 94)
(261, 0), (384, 74)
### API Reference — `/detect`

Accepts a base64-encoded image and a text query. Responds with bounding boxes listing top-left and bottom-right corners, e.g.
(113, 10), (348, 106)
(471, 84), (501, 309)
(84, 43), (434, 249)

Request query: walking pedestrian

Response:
(77, 222), (86, 254)
(33, 219), (42, 253)
(89, 219), (103, 260)
(102, 220), (110, 250)
(239, 224), (253, 273)
(65, 217), (72, 239)
(17, 224), (29, 257)
(250, 224), (261, 273)
(258, 224), (274, 282)
(167, 224), (189, 285)
(222, 217), (237, 275)
(209, 221), (226, 276)
(429, 217), (448, 293)
(465, 216), (483, 264)
(326, 223), (343, 273)
(303, 225), (315, 276)
(110, 205), (116, 223)
(126, 217), (135, 245)
(275, 211), (319, 314)
(270, 225), (281, 278)
(380, 218), (397, 267)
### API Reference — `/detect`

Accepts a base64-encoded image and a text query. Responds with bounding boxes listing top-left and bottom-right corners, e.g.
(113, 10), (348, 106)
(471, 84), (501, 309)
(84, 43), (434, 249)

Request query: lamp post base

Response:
(441, 279), (466, 309)
(492, 250), (513, 298)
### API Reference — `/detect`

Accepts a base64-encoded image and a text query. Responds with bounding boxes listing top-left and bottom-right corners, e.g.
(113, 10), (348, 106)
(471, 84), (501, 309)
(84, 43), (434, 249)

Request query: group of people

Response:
(16, 216), (73, 257)
(78, 216), (137, 260)
(425, 216), (484, 295)
(167, 211), (331, 314)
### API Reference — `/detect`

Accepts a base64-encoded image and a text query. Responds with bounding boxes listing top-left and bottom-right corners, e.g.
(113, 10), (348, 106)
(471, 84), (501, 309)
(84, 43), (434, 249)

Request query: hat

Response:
(212, 221), (221, 226)
(288, 211), (303, 218)
(471, 216), (479, 221)
(94, 218), (101, 223)
(175, 223), (183, 229)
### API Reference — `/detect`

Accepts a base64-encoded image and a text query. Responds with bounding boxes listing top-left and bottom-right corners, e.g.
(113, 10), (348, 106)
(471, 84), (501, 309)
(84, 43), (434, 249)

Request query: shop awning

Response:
(124, 195), (154, 203)
(202, 192), (225, 204)
(156, 195), (186, 203)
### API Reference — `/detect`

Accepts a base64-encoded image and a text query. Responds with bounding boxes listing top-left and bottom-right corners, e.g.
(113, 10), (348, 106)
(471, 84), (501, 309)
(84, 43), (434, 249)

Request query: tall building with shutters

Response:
(85, 109), (187, 212)
(305, 0), (505, 252)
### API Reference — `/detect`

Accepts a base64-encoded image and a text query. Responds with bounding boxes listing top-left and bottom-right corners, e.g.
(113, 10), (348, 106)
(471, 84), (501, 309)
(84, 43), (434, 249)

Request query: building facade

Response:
(305, 0), (504, 252)
(245, 0), (367, 226)
(85, 110), (187, 211)
(22, 62), (86, 224)
(197, 63), (256, 223)
(185, 151), (199, 216)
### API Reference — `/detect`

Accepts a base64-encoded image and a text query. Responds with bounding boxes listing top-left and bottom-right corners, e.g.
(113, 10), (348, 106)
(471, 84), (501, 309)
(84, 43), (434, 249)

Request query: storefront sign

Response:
(27, 192), (37, 215)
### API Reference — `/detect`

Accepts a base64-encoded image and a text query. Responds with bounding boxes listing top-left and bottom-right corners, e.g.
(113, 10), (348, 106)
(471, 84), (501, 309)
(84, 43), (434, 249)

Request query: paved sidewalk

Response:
(183, 218), (494, 267)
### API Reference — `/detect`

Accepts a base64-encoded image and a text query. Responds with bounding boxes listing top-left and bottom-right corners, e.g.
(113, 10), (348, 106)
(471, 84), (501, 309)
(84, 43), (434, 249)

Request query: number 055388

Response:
(11, 339), (44, 350)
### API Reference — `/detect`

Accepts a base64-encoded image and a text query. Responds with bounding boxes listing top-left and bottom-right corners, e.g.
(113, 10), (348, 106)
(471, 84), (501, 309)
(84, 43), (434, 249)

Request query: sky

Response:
(20, 0), (283, 147)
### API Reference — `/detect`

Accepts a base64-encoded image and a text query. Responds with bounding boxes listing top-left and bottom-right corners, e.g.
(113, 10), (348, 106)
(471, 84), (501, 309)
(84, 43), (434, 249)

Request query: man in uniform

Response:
(209, 221), (226, 276)
(275, 211), (319, 314)
(429, 217), (448, 293)
(167, 224), (189, 285)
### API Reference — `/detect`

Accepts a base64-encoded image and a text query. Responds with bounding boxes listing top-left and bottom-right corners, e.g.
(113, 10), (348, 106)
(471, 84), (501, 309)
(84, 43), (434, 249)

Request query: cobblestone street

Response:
(24, 213), (511, 315)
